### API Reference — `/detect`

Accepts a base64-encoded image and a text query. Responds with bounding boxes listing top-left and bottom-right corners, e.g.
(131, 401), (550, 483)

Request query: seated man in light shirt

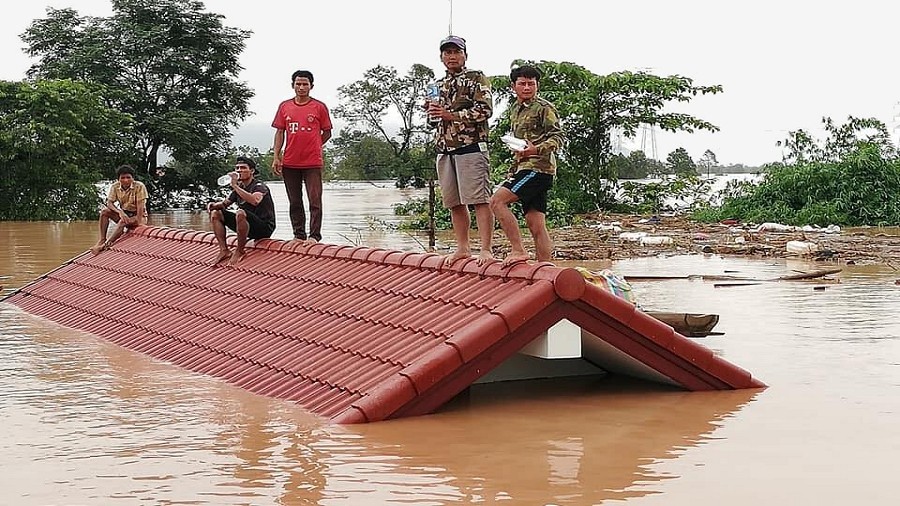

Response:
(90, 164), (148, 255)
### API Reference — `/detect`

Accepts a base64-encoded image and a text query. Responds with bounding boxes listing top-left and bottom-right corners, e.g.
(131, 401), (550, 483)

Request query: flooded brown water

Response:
(2, 182), (899, 505)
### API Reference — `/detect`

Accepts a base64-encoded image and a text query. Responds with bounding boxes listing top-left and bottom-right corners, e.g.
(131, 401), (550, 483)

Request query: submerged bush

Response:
(693, 144), (900, 226)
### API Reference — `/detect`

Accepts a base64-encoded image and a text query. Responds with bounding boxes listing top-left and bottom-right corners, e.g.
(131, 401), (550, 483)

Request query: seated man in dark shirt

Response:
(206, 156), (276, 265)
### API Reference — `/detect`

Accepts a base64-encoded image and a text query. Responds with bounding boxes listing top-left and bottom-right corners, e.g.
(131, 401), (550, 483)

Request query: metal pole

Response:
(428, 174), (436, 251)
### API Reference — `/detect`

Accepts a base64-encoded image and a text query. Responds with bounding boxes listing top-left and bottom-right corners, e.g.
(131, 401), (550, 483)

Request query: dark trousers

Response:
(282, 167), (323, 241)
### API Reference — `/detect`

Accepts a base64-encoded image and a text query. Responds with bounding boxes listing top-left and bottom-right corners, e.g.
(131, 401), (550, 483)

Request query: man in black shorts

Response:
(490, 64), (565, 266)
(207, 156), (276, 265)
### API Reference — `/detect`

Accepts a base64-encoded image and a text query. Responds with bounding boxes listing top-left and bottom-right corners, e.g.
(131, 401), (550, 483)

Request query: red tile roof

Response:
(4, 226), (764, 423)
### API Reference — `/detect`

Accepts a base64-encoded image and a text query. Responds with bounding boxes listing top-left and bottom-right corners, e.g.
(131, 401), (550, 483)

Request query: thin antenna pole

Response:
(448, 0), (453, 35)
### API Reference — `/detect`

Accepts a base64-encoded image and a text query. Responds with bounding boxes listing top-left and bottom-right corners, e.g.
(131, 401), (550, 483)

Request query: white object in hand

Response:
(425, 82), (442, 125)
(501, 134), (527, 152)
(217, 172), (237, 186)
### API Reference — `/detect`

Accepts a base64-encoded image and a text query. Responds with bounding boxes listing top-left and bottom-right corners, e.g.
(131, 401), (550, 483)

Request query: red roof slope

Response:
(4, 226), (764, 423)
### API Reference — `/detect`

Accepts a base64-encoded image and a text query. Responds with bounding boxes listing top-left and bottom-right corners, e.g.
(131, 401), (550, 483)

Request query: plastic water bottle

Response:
(217, 172), (237, 186)
(425, 82), (441, 125)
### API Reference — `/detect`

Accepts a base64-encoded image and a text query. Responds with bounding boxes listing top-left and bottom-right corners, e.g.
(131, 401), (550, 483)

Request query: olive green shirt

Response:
(509, 96), (564, 175)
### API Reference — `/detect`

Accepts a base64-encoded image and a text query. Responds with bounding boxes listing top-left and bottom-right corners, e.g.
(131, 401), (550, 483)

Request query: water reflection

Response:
(343, 378), (759, 504)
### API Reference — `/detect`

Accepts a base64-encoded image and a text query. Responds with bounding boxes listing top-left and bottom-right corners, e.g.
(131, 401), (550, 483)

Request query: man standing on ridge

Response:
(272, 69), (333, 245)
(427, 35), (495, 266)
(491, 64), (564, 266)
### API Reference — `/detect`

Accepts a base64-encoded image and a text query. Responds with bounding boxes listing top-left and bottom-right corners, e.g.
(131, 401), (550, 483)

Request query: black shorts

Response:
(223, 209), (275, 240)
(501, 170), (554, 213)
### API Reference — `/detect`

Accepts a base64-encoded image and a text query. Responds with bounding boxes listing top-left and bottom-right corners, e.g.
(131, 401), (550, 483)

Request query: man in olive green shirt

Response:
(490, 64), (564, 266)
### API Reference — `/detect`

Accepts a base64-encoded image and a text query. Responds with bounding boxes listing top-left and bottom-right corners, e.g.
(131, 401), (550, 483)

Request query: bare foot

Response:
(304, 238), (319, 247)
(502, 253), (530, 267)
(90, 241), (109, 256)
(476, 250), (495, 266)
(213, 248), (231, 264)
(291, 236), (307, 242)
(228, 249), (245, 265)
(443, 250), (471, 267)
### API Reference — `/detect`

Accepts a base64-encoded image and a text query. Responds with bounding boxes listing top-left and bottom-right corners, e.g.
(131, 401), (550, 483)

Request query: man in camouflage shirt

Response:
(490, 64), (564, 266)
(427, 35), (494, 266)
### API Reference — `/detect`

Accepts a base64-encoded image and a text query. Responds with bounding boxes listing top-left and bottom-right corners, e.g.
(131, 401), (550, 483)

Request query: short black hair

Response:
(291, 70), (314, 85)
(116, 164), (136, 177)
(510, 65), (542, 83)
(235, 155), (257, 172)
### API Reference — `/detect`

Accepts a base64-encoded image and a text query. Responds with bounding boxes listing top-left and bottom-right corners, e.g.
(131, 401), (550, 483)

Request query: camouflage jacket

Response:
(433, 68), (493, 153)
(509, 96), (564, 175)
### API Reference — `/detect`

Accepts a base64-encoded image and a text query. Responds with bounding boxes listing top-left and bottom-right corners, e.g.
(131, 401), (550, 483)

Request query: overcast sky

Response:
(4, 0), (899, 166)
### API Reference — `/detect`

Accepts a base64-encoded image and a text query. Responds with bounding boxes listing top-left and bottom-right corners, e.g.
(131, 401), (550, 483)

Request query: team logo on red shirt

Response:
(307, 114), (316, 123)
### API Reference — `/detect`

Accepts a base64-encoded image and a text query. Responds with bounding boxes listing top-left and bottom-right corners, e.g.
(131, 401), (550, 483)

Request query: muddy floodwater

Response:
(1, 182), (898, 505)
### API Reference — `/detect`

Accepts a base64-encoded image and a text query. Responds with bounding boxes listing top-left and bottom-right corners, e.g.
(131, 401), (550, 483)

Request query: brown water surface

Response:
(1, 183), (898, 505)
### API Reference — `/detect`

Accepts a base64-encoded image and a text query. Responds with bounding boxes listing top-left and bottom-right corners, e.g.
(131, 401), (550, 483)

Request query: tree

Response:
(332, 64), (435, 169)
(21, 0), (254, 207)
(666, 147), (697, 175)
(700, 149), (718, 178)
(778, 116), (897, 164)
(611, 150), (666, 179)
(694, 116), (900, 226)
(491, 61), (722, 213)
(0, 79), (133, 220)
(327, 129), (400, 180)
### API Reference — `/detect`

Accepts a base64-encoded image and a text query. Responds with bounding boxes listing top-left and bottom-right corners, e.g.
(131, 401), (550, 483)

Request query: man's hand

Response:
(515, 140), (537, 162)
(426, 102), (448, 121)
(272, 156), (283, 177)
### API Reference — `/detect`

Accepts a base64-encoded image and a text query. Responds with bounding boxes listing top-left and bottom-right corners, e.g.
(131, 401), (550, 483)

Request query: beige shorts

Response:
(436, 150), (491, 208)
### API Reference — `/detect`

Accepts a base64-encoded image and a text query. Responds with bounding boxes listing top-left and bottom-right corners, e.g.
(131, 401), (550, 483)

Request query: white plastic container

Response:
(786, 240), (818, 255)
(640, 235), (673, 246)
(501, 134), (527, 152)
(618, 232), (647, 242)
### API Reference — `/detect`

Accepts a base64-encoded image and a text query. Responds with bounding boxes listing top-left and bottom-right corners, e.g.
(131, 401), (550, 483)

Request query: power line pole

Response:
(448, 0), (453, 34)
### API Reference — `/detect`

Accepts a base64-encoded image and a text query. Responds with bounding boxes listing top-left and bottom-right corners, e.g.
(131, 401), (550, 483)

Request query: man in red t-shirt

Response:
(271, 69), (333, 244)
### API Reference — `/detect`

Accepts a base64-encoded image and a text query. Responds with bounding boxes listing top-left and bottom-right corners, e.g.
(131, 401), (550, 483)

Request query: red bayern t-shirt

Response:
(272, 98), (333, 168)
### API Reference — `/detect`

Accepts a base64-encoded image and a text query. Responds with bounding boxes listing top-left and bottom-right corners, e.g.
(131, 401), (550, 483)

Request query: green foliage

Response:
(21, 0), (254, 209)
(0, 79), (133, 220)
(491, 60), (722, 213)
(608, 150), (666, 179)
(393, 194), (451, 231)
(778, 116), (896, 164)
(616, 173), (712, 215)
(666, 147), (698, 175)
(698, 149), (718, 178)
(331, 64), (436, 186)
(325, 129), (434, 185)
(695, 118), (900, 226)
